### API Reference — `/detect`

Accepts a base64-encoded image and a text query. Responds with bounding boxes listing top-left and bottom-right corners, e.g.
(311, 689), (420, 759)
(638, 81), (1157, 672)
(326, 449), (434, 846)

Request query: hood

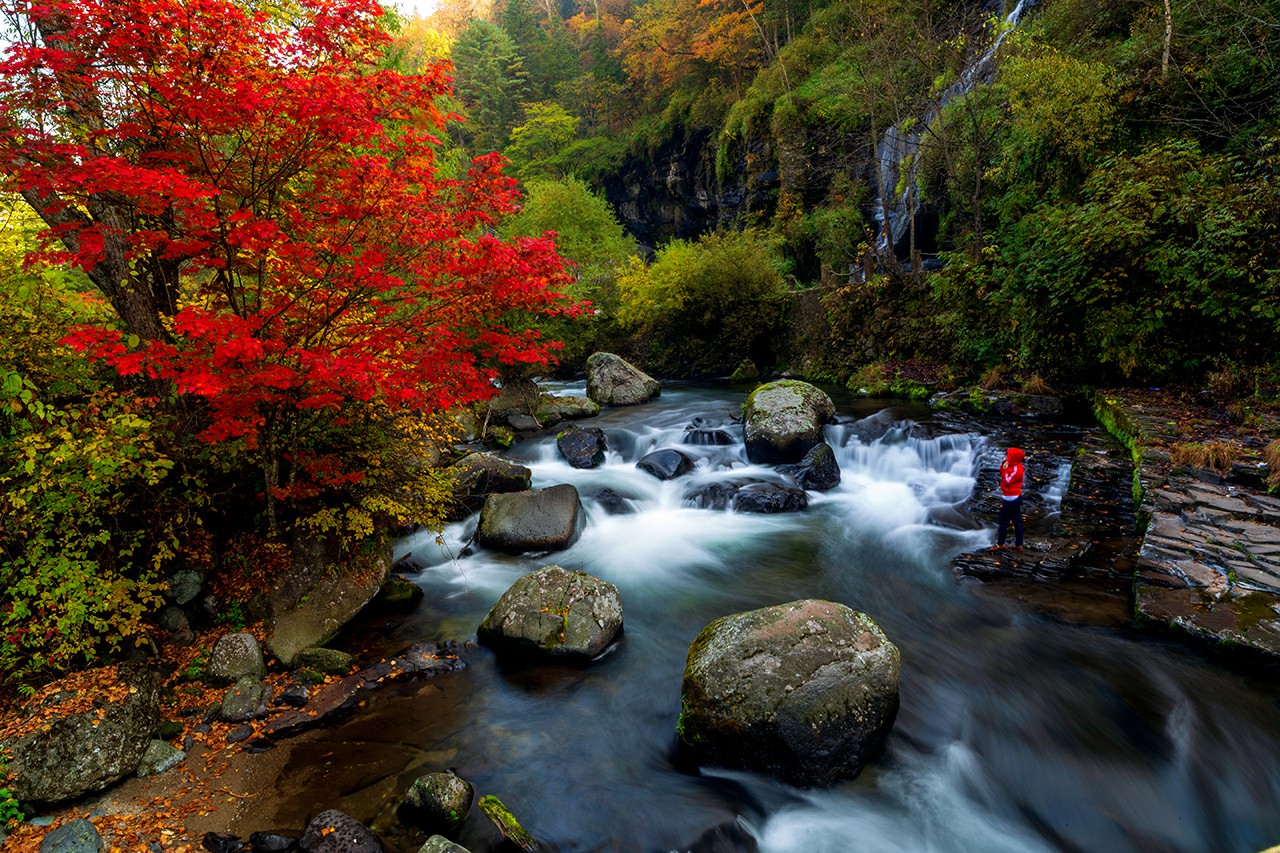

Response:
(1005, 447), (1025, 465)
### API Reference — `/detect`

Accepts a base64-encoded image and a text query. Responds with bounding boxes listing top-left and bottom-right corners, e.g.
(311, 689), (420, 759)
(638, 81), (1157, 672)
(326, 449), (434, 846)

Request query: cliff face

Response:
(601, 126), (779, 248)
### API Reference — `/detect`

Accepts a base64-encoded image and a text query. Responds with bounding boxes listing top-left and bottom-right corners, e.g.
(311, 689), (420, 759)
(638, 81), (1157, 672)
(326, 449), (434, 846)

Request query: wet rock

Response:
(588, 487), (634, 515)
(477, 485), (585, 553)
(208, 632), (266, 687)
(266, 534), (390, 667)
(537, 394), (600, 423)
(399, 772), (474, 830)
(38, 818), (103, 853)
(507, 414), (541, 432)
(479, 565), (623, 661)
(274, 685), (310, 708)
(778, 442), (841, 491)
(220, 677), (269, 723)
(295, 647), (354, 675)
(742, 380), (835, 464)
(683, 427), (735, 446)
(637, 448), (695, 480)
(586, 352), (661, 406)
(951, 538), (1090, 582)
(681, 819), (760, 853)
(678, 600), (900, 787)
(417, 837), (472, 853)
(445, 453), (533, 520)
(557, 426), (608, 469)
(300, 810), (384, 853)
(201, 832), (244, 853)
(136, 739), (184, 776)
(683, 482), (739, 510)
(7, 664), (162, 805)
(929, 389), (1062, 418)
(248, 831), (301, 852)
(732, 483), (809, 514)
(374, 575), (424, 612)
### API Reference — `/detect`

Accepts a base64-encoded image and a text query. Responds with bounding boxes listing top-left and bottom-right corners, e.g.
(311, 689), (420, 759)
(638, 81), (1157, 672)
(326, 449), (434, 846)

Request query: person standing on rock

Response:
(995, 447), (1025, 549)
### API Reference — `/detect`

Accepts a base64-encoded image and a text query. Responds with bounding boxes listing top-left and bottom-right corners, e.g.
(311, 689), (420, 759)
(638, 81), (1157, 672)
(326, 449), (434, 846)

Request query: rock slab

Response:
(678, 599), (900, 787)
(479, 565), (623, 660)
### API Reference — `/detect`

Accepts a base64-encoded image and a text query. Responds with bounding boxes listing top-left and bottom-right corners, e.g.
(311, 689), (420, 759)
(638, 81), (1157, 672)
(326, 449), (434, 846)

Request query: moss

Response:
(478, 794), (537, 850)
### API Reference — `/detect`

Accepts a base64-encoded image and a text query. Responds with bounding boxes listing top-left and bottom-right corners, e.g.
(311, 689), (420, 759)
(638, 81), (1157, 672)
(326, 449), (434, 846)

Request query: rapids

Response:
(268, 384), (1280, 852)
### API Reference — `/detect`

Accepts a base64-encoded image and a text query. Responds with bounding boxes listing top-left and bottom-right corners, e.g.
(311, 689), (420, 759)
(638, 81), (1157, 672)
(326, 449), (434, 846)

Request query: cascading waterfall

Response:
(872, 0), (1038, 255)
(278, 384), (1280, 853)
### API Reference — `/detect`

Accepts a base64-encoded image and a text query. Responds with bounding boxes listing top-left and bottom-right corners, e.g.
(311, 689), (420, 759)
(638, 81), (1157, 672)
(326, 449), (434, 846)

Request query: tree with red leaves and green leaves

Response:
(0, 0), (573, 530)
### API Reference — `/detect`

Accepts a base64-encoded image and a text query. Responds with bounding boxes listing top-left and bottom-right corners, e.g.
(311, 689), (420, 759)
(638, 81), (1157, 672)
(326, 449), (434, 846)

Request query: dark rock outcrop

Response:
(742, 380), (835, 464)
(778, 442), (841, 491)
(586, 352), (661, 406)
(479, 565), (623, 661)
(678, 600), (900, 787)
(636, 449), (694, 480)
(477, 485), (585, 553)
(557, 426), (608, 469)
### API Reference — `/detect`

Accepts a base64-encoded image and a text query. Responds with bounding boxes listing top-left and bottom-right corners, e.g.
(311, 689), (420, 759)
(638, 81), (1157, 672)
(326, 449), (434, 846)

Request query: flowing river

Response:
(266, 384), (1280, 852)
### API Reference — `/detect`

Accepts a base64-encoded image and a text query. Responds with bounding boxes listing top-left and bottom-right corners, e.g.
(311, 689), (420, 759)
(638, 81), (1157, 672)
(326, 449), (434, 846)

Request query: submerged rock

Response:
(683, 482), (739, 510)
(477, 484), (585, 553)
(589, 487), (634, 515)
(678, 599), (900, 787)
(636, 448), (695, 480)
(732, 483), (809, 514)
(479, 565), (623, 660)
(742, 380), (835, 464)
(586, 352), (661, 406)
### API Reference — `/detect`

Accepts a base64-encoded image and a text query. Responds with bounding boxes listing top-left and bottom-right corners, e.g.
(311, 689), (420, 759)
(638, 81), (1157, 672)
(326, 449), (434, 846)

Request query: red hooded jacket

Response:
(1000, 447), (1025, 498)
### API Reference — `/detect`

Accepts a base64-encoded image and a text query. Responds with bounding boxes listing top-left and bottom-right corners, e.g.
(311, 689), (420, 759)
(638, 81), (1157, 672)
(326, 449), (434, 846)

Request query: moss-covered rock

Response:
(678, 599), (899, 787)
(400, 772), (474, 831)
(478, 565), (623, 661)
(742, 380), (835, 464)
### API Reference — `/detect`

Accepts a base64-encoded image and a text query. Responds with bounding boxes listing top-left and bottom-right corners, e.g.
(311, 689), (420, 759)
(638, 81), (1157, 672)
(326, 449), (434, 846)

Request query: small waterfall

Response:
(872, 0), (1037, 254)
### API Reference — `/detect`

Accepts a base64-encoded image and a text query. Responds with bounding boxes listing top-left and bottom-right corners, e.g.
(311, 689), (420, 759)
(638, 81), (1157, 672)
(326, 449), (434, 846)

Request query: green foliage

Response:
(617, 229), (788, 375)
(451, 20), (529, 151)
(504, 102), (581, 180)
(0, 756), (22, 832)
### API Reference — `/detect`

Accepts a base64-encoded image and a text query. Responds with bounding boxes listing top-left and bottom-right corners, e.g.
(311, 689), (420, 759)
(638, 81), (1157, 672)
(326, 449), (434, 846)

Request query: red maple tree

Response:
(0, 0), (573, 521)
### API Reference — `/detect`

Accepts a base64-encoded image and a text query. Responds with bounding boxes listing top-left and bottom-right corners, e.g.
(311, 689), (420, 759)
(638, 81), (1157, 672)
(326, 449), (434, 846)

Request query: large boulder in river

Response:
(446, 452), (532, 520)
(267, 533), (389, 667)
(557, 426), (608, 469)
(778, 442), (841, 492)
(742, 380), (835, 464)
(678, 600), (900, 787)
(6, 664), (161, 805)
(538, 394), (601, 424)
(478, 565), (623, 660)
(637, 448), (694, 480)
(477, 485), (585, 553)
(300, 810), (384, 853)
(586, 352), (661, 406)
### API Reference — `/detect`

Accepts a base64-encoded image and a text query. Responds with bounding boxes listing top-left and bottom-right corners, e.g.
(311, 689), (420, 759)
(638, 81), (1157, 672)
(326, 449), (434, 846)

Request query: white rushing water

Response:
(370, 385), (1280, 853)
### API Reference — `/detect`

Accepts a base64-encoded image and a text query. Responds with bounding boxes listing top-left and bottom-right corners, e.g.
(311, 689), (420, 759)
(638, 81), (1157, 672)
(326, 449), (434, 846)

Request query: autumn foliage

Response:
(0, 0), (573, 508)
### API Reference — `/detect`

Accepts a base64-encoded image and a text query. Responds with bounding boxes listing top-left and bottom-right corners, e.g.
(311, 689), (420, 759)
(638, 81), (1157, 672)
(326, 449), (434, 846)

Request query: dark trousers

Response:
(997, 496), (1023, 546)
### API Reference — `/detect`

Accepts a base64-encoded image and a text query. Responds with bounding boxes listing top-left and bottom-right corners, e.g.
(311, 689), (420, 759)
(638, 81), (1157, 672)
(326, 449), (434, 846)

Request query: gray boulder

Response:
(419, 837), (473, 853)
(295, 647), (354, 674)
(742, 381), (836, 464)
(267, 533), (390, 666)
(220, 676), (270, 723)
(7, 664), (161, 805)
(637, 449), (694, 480)
(136, 739), (185, 776)
(300, 810), (383, 853)
(586, 352), (661, 406)
(538, 394), (601, 423)
(162, 569), (203, 606)
(477, 485), (585, 553)
(732, 483), (809, 514)
(557, 426), (608, 469)
(778, 443), (841, 492)
(485, 378), (541, 424)
(38, 819), (102, 853)
(400, 772), (474, 830)
(208, 631), (266, 686)
(445, 452), (533, 520)
(479, 565), (623, 660)
(678, 599), (900, 787)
